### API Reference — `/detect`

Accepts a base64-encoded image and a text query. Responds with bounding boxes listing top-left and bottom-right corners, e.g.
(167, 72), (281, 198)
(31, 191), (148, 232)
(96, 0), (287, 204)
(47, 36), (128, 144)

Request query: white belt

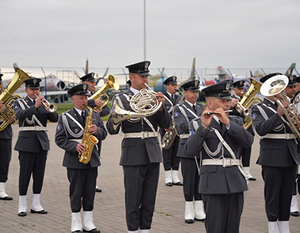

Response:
(180, 134), (189, 139)
(123, 132), (158, 139)
(261, 133), (296, 140)
(202, 158), (241, 167)
(20, 126), (48, 132)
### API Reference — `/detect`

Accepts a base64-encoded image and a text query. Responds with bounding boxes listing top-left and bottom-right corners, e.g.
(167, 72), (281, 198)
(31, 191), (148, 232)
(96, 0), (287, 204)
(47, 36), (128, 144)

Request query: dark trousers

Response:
(203, 192), (244, 233)
(18, 150), (47, 195)
(67, 167), (97, 212)
(262, 165), (297, 221)
(162, 136), (180, 171)
(241, 146), (251, 167)
(292, 174), (300, 195)
(123, 163), (160, 231)
(181, 157), (202, 201)
(0, 139), (12, 182)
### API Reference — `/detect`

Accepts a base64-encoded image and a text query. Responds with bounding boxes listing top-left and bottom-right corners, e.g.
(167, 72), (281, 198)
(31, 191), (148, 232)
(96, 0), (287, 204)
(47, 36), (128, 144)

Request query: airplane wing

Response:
(285, 63), (296, 76)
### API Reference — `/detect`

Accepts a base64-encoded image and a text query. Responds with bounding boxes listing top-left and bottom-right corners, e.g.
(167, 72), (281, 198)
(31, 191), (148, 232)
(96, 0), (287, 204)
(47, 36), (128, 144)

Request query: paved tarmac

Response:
(0, 122), (300, 233)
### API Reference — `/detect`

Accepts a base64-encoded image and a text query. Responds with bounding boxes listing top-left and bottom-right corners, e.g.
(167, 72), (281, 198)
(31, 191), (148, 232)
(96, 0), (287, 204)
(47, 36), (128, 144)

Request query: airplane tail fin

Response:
(285, 63), (296, 77)
(85, 58), (89, 74)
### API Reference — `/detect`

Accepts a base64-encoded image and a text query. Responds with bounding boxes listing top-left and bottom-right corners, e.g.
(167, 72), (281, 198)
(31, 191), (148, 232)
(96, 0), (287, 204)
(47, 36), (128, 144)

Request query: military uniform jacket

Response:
(14, 96), (58, 153)
(0, 124), (12, 140)
(173, 101), (204, 158)
(106, 90), (171, 166)
(251, 98), (300, 167)
(159, 93), (180, 138)
(55, 108), (107, 169)
(186, 116), (253, 194)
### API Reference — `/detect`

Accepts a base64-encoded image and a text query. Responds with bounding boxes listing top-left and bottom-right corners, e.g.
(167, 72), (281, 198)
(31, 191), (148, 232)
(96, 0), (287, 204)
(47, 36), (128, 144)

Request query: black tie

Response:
(172, 94), (175, 101)
(81, 111), (86, 124)
(193, 105), (197, 113)
(33, 99), (36, 105)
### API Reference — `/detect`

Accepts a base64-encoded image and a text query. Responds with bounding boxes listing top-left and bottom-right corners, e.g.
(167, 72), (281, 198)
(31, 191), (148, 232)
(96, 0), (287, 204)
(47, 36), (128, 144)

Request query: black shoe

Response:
(291, 211), (300, 217)
(173, 181), (183, 186)
(95, 188), (102, 193)
(195, 217), (205, 222)
(18, 212), (27, 217)
(83, 228), (100, 233)
(0, 196), (13, 201)
(31, 209), (48, 214)
(72, 231), (82, 233)
(166, 182), (173, 187)
(248, 177), (256, 181)
(185, 219), (194, 224)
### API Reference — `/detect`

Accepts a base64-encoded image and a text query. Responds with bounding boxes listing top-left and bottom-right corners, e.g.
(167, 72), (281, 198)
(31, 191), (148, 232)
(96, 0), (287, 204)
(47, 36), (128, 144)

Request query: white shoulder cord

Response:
(62, 113), (84, 138)
(211, 127), (246, 178)
(17, 99), (44, 129)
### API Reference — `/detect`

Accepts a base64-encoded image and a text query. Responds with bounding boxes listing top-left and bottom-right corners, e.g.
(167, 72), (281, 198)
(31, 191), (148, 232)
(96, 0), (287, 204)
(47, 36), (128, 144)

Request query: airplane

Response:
(1, 65), (68, 98)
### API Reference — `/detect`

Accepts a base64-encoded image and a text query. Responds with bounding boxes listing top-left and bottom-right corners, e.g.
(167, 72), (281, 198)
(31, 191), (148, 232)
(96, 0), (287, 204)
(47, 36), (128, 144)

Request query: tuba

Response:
(236, 78), (263, 129)
(112, 83), (162, 130)
(0, 64), (30, 131)
(78, 105), (99, 164)
(260, 74), (300, 138)
(88, 75), (119, 110)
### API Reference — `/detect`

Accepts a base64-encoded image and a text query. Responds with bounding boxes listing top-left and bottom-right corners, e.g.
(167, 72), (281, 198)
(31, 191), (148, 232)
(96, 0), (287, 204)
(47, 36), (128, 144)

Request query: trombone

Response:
(34, 94), (57, 112)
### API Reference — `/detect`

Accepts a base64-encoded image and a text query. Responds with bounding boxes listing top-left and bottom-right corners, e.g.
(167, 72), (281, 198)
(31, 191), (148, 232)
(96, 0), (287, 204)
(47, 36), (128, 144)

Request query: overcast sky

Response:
(1, 0), (300, 79)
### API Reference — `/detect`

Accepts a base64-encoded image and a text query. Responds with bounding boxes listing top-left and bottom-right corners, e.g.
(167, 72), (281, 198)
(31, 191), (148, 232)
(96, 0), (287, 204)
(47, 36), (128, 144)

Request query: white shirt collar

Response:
(185, 100), (195, 108)
(74, 107), (84, 116)
(130, 87), (139, 95)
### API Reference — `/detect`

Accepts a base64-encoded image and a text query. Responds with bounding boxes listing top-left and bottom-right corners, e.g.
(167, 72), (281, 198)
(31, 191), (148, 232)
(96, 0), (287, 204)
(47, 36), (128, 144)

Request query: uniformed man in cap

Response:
(230, 80), (256, 181)
(55, 83), (107, 233)
(14, 77), (59, 217)
(290, 75), (300, 217)
(0, 71), (14, 201)
(251, 73), (300, 232)
(186, 81), (253, 233)
(106, 61), (171, 233)
(80, 72), (110, 193)
(160, 75), (182, 186)
(173, 79), (206, 223)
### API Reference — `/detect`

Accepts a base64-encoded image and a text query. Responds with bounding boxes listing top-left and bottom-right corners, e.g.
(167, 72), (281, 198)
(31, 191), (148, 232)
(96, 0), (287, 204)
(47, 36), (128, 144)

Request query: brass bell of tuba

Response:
(236, 78), (263, 129)
(88, 74), (119, 110)
(0, 64), (30, 131)
(260, 74), (300, 138)
(111, 83), (163, 130)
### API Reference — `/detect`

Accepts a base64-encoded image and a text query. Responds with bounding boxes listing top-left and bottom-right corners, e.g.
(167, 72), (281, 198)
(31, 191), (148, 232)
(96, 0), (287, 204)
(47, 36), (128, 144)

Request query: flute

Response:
(204, 110), (232, 116)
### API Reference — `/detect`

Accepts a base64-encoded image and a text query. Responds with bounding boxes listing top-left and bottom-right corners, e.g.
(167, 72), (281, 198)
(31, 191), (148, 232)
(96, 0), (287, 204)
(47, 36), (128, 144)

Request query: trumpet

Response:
(34, 94), (57, 112)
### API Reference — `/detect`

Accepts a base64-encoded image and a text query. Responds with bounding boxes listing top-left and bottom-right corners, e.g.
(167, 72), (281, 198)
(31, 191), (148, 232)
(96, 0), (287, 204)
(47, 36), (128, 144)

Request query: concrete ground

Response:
(0, 122), (300, 233)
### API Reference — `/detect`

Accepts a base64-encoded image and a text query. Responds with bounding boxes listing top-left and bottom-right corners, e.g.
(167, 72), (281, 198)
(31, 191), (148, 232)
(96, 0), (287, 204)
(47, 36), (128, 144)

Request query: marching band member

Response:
(55, 84), (107, 233)
(186, 81), (253, 233)
(0, 72), (14, 201)
(14, 78), (59, 217)
(230, 80), (256, 181)
(160, 76), (182, 186)
(173, 80), (205, 224)
(80, 72), (110, 193)
(287, 75), (300, 217)
(251, 73), (300, 233)
(106, 61), (171, 233)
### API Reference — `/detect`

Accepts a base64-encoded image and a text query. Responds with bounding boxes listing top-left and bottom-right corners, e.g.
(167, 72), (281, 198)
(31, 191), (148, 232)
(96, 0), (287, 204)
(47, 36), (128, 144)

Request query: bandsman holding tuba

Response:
(14, 78), (59, 217)
(229, 80), (256, 181)
(55, 84), (107, 233)
(0, 71), (15, 201)
(160, 76), (182, 186)
(173, 80), (205, 224)
(251, 73), (300, 233)
(106, 61), (171, 233)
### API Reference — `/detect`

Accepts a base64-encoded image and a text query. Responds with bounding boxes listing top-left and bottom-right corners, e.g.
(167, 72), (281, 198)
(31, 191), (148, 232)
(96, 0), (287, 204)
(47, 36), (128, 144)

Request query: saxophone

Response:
(78, 105), (99, 164)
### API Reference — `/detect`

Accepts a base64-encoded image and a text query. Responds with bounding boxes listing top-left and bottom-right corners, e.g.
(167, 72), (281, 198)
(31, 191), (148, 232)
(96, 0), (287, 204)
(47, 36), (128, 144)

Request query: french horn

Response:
(111, 83), (162, 130)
